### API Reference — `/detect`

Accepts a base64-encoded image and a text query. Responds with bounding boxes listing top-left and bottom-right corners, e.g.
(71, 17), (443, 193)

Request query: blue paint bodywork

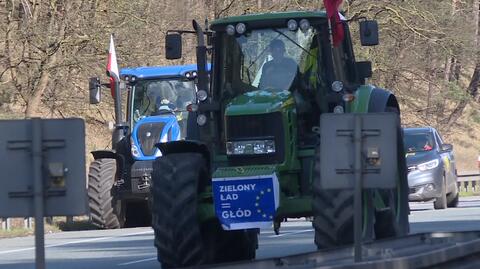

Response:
(131, 114), (181, 161)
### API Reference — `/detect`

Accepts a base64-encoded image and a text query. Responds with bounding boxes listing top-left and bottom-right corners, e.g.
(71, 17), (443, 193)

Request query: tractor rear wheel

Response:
(312, 149), (374, 249)
(88, 159), (125, 229)
(374, 110), (410, 239)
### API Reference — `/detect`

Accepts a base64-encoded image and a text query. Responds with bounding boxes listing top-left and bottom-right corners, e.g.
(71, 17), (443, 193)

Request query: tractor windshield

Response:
(132, 78), (196, 123)
(218, 26), (328, 100)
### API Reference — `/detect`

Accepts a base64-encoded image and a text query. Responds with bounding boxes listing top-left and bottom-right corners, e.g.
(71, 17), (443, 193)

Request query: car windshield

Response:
(404, 132), (436, 153)
(218, 26), (328, 100)
(132, 78), (195, 123)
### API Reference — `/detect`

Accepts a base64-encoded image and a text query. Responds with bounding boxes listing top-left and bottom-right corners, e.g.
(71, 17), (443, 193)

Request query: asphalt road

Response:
(1, 196), (480, 269)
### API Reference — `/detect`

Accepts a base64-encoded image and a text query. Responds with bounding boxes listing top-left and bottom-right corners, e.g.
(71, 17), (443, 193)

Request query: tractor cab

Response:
(208, 13), (375, 149)
(120, 64), (210, 160)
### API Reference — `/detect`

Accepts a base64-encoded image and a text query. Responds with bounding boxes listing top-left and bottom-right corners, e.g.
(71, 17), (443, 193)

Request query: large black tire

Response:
(447, 188), (459, 208)
(88, 159), (125, 229)
(312, 148), (374, 249)
(374, 110), (410, 239)
(447, 180), (459, 208)
(151, 153), (207, 268)
(434, 175), (448, 210)
(151, 153), (256, 268)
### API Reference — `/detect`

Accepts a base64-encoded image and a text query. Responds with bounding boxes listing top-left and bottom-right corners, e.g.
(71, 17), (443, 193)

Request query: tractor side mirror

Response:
(441, 143), (453, 152)
(356, 61), (372, 81)
(165, 33), (182, 60)
(359, 20), (379, 46)
(89, 77), (101, 104)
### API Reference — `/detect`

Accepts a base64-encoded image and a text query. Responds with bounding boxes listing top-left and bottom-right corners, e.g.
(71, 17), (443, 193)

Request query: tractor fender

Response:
(91, 150), (126, 180)
(156, 141), (211, 172)
(367, 88), (400, 113)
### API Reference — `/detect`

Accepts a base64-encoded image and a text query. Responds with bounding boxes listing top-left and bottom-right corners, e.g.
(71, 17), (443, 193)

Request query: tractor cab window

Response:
(219, 26), (329, 102)
(131, 78), (196, 124)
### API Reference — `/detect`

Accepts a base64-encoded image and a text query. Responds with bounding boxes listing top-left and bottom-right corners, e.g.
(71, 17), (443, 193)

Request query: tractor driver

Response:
(258, 39), (300, 92)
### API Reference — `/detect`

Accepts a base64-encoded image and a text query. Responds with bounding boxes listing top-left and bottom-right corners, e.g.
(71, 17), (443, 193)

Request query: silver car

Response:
(404, 127), (459, 209)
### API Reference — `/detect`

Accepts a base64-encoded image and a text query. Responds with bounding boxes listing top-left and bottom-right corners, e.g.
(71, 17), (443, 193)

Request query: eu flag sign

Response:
(212, 174), (279, 230)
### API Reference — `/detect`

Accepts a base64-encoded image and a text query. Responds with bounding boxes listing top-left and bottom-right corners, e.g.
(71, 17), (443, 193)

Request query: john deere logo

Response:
(146, 132), (151, 137)
(235, 167), (245, 174)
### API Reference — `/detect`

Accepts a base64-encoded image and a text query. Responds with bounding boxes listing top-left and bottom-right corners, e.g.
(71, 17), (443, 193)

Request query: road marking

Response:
(118, 257), (157, 266)
(0, 230), (153, 255)
(267, 229), (313, 238)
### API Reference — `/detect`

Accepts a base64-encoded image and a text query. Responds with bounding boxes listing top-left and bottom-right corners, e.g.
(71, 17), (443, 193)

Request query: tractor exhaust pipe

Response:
(110, 72), (126, 146)
(192, 20), (209, 95)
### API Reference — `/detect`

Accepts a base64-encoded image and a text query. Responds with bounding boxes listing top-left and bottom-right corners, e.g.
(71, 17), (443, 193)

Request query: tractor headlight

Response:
(130, 137), (141, 158)
(333, 105), (344, 114)
(196, 90), (208, 101)
(226, 140), (275, 155)
(417, 159), (439, 171)
(197, 114), (207, 126)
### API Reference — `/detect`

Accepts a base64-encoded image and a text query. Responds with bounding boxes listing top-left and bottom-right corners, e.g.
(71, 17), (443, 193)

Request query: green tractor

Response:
(151, 11), (410, 268)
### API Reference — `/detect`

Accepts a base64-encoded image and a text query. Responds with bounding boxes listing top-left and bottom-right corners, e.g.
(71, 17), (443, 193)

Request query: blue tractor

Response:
(87, 64), (204, 228)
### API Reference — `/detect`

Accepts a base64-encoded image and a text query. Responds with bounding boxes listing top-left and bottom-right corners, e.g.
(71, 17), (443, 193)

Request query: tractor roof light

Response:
(299, 19), (310, 31)
(196, 90), (208, 102)
(226, 24), (236, 36)
(185, 72), (192, 78)
(130, 76), (136, 82)
(124, 76), (130, 81)
(287, 19), (298, 31)
(192, 71), (198, 77)
(332, 81), (344, 92)
(236, 23), (247, 34)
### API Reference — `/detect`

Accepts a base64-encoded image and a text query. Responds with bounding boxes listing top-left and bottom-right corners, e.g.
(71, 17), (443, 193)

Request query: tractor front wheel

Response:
(151, 153), (257, 268)
(88, 159), (125, 229)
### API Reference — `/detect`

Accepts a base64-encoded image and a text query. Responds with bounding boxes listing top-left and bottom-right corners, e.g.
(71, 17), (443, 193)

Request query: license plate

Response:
(212, 174), (279, 230)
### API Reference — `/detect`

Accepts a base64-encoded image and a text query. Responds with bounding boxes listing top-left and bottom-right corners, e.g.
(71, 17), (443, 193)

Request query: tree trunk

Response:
(24, 54), (58, 117)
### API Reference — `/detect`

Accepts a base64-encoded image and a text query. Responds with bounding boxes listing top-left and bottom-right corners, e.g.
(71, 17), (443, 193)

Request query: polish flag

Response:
(324, 0), (344, 47)
(106, 34), (119, 97)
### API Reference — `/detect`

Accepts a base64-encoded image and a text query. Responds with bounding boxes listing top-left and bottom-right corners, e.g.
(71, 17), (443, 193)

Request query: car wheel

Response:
(434, 175), (447, 210)
(447, 184), (459, 208)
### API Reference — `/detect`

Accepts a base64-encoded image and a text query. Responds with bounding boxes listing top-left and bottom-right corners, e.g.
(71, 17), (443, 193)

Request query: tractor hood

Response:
(225, 90), (294, 116)
(131, 114), (181, 161)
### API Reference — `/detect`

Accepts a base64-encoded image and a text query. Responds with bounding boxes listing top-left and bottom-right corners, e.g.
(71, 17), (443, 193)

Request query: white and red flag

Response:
(106, 34), (119, 97)
(324, 0), (344, 47)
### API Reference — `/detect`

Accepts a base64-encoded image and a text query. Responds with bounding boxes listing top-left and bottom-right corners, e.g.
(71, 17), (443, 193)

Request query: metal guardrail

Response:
(193, 231), (480, 269)
(0, 217), (73, 231)
(457, 173), (480, 193)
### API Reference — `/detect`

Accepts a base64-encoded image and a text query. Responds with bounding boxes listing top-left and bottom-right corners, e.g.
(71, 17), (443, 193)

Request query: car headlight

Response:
(130, 137), (141, 158)
(226, 140), (275, 155)
(417, 159), (439, 171)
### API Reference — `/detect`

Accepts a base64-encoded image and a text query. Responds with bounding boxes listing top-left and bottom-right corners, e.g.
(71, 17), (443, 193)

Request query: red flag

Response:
(106, 34), (119, 97)
(324, 0), (344, 47)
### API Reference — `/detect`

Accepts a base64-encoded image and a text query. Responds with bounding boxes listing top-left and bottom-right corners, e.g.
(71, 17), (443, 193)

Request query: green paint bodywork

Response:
(197, 86), (379, 223)
(347, 85), (374, 113)
(225, 90), (293, 116)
